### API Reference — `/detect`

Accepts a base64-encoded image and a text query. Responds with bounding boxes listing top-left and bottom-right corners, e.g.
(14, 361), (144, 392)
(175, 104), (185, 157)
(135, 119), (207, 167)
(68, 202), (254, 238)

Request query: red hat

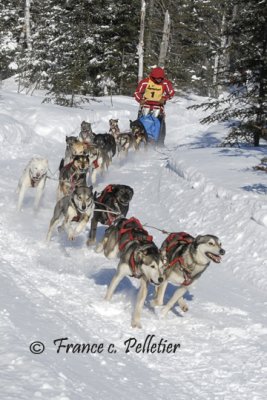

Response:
(150, 67), (165, 79)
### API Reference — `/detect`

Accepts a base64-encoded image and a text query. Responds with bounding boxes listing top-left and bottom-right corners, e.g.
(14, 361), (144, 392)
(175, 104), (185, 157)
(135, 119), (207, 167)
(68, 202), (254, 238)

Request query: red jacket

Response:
(134, 77), (175, 107)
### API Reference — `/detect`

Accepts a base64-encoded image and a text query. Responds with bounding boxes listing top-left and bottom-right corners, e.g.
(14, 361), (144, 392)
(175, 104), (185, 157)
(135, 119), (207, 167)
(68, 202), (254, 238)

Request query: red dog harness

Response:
(98, 184), (114, 203)
(30, 172), (46, 188)
(96, 184), (118, 226)
(118, 217), (153, 252)
(164, 232), (194, 286)
(118, 217), (154, 277)
(61, 161), (80, 191)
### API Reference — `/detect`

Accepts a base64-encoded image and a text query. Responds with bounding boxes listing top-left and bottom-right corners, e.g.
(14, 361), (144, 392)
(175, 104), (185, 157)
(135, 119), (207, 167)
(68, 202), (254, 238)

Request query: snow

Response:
(1, 78), (267, 400)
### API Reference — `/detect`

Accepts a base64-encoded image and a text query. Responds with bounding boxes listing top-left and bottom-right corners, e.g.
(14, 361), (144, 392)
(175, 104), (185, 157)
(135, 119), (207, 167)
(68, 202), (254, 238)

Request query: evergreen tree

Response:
(0, 0), (23, 80)
(143, 0), (230, 96)
(92, 1), (139, 96)
(190, 0), (267, 147)
(1, 0), (265, 116)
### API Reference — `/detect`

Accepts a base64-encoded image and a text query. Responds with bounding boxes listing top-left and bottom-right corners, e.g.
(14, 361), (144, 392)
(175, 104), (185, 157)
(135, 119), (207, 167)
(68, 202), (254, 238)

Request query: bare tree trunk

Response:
(158, 10), (170, 68)
(212, 13), (226, 97)
(137, 0), (146, 82)
(25, 0), (32, 51)
(213, 6), (238, 98)
(225, 4), (237, 75)
(254, 21), (267, 146)
(119, 48), (125, 94)
(146, 0), (154, 63)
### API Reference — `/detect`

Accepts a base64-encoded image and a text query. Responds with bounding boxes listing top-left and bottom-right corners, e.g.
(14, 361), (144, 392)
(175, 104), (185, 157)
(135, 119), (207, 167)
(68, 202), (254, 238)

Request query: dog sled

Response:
(138, 105), (166, 145)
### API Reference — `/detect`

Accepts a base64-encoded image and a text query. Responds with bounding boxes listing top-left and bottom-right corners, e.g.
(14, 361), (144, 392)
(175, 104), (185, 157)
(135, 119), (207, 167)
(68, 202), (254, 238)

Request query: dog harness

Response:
(118, 217), (154, 278)
(163, 232), (195, 286)
(165, 232), (193, 253)
(118, 217), (153, 251)
(96, 185), (120, 226)
(61, 161), (86, 192)
(70, 199), (93, 222)
(29, 171), (47, 188)
(71, 211), (82, 222)
(98, 184), (114, 203)
(92, 159), (99, 169)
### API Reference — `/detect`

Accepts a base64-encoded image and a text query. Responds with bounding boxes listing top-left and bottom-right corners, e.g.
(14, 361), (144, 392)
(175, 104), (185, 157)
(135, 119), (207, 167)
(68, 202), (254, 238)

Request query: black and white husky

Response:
(17, 157), (49, 211)
(46, 186), (94, 242)
(98, 217), (165, 328)
(152, 233), (225, 317)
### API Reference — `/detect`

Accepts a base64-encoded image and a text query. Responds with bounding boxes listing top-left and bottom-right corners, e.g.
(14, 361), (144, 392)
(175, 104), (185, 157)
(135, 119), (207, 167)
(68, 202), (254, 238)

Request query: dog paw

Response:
(68, 234), (75, 241)
(180, 304), (189, 312)
(160, 307), (169, 318)
(150, 299), (162, 307)
(104, 293), (112, 301)
(95, 242), (104, 253)
(86, 238), (96, 247)
(131, 320), (142, 329)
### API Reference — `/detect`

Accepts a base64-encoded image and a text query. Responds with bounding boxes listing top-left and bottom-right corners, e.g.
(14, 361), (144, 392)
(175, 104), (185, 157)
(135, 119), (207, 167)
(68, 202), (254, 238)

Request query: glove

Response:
(159, 98), (166, 105)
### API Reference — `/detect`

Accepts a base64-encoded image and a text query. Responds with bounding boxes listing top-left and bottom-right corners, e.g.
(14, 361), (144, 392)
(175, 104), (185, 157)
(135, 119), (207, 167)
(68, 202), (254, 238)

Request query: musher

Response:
(134, 67), (175, 146)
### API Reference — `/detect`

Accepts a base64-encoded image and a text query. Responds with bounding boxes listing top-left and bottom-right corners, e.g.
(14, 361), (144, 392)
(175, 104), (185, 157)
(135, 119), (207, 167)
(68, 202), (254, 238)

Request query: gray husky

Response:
(99, 217), (165, 328)
(79, 121), (95, 142)
(46, 186), (94, 242)
(152, 232), (225, 317)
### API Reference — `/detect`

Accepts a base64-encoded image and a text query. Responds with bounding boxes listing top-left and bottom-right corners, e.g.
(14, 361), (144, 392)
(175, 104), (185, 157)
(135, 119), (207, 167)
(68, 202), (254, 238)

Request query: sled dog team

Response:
(16, 119), (225, 328)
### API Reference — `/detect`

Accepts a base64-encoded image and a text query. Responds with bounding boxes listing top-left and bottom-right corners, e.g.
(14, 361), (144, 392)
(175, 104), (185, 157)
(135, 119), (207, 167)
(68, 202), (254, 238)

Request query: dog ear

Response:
(135, 250), (145, 263)
(161, 248), (167, 258)
(137, 244), (152, 260)
(129, 187), (134, 196)
(113, 186), (119, 195)
(193, 235), (202, 249)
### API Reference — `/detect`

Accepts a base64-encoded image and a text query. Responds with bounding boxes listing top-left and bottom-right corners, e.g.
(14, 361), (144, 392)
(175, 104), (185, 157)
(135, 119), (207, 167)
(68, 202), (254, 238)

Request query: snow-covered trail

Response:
(1, 86), (267, 400)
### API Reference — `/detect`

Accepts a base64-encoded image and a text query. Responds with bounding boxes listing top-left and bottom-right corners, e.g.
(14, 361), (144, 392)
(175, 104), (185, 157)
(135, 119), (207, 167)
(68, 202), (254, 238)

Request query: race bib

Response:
(144, 79), (163, 101)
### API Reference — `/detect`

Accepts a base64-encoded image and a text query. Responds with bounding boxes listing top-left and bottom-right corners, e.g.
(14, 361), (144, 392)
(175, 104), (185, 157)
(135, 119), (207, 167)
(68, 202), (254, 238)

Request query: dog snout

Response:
(219, 248), (225, 255)
(158, 277), (164, 284)
(122, 195), (130, 203)
(82, 203), (86, 210)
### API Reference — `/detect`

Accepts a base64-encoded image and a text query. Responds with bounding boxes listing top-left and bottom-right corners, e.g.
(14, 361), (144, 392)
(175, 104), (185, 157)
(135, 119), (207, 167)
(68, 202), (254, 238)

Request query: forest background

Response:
(1, 0), (266, 145)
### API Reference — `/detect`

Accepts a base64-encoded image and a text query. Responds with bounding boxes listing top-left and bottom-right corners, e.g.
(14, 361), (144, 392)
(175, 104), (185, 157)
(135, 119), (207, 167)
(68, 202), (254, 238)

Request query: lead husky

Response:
(57, 155), (90, 200)
(46, 186), (94, 242)
(17, 157), (49, 211)
(99, 217), (165, 328)
(152, 233), (225, 317)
